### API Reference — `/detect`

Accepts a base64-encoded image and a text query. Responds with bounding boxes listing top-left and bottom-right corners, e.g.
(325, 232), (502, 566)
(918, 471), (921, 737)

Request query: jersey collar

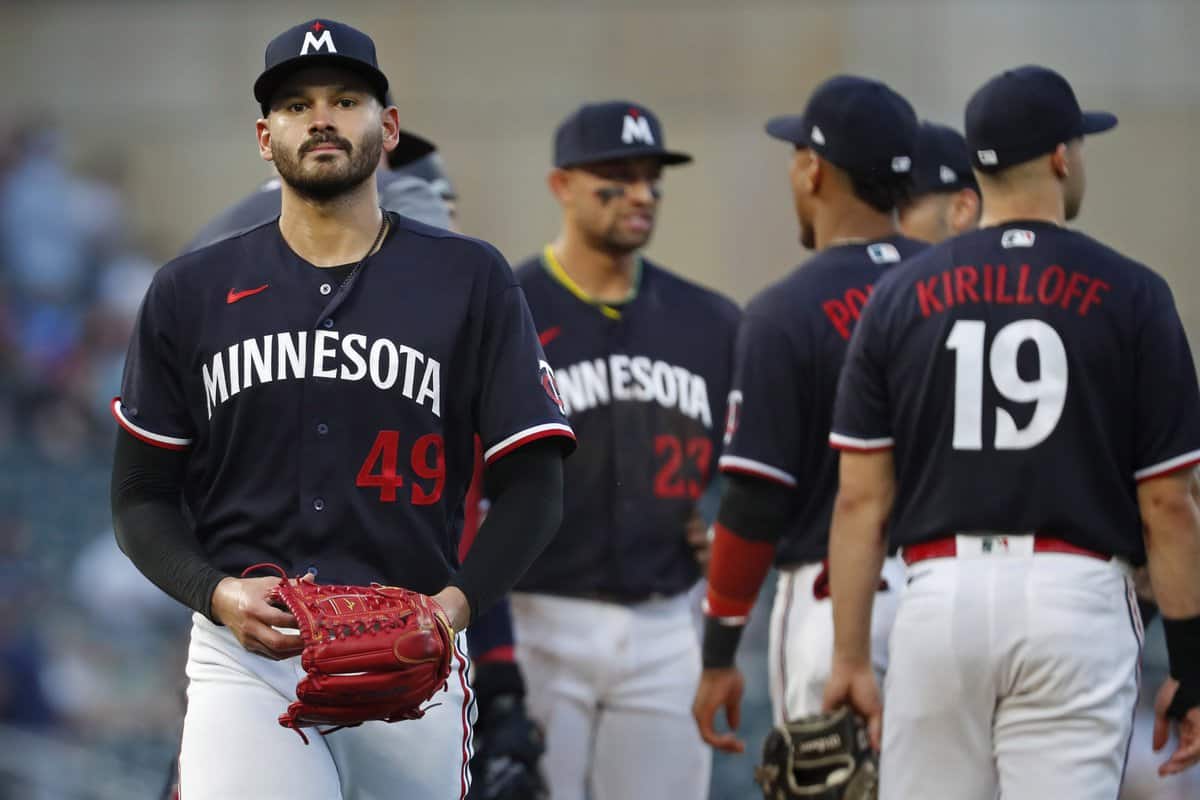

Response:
(540, 244), (641, 321)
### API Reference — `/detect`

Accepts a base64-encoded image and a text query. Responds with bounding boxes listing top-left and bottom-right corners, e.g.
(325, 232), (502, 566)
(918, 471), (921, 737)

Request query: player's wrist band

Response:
(1163, 615), (1200, 719)
(702, 616), (745, 669)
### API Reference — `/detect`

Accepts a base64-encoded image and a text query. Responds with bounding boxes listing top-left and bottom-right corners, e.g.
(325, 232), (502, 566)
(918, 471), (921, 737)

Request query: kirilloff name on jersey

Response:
(916, 263), (1110, 318)
(201, 331), (442, 419)
(554, 354), (712, 427)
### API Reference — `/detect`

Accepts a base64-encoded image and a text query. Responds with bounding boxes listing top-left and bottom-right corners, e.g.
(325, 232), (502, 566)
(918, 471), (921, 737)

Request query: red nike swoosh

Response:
(226, 284), (270, 304)
(538, 326), (562, 346)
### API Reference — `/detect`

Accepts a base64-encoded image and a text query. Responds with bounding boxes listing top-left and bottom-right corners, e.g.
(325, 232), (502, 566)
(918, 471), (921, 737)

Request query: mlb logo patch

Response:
(977, 149), (999, 166)
(939, 165), (957, 184)
(810, 126), (826, 145)
(1001, 229), (1036, 249)
(867, 243), (901, 264)
(891, 156), (912, 174)
(981, 536), (1011, 554)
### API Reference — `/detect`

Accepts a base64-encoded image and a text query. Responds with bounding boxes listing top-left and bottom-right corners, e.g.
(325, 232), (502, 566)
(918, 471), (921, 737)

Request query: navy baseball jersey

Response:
(831, 220), (1200, 562)
(719, 236), (928, 565)
(114, 213), (574, 593)
(513, 247), (739, 599)
(183, 172), (450, 253)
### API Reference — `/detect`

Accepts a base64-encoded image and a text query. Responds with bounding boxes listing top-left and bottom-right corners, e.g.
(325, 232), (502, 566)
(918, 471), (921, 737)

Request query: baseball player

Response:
(171, 100), (546, 800)
(692, 76), (925, 754)
(508, 100), (740, 800)
(109, 18), (575, 799)
(897, 121), (981, 244)
(183, 122), (452, 252)
(825, 65), (1200, 798)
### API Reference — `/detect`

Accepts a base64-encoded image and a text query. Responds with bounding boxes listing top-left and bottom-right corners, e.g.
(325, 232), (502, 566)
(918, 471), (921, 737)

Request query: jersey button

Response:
(319, 283), (332, 296)
(322, 318), (334, 329)
(316, 423), (329, 436)
(312, 497), (325, 511)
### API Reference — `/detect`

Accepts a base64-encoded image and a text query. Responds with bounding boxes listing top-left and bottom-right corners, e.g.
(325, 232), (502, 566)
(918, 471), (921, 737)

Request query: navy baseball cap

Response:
(766, 75), (919, 180)
(911, 122), (978, 196)
(254, 19), (389, 115)
(554, 100), (692, 168)
(965, 65), (1117, 173)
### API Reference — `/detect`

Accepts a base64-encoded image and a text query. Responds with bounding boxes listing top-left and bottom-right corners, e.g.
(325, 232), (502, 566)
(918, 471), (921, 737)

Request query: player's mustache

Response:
(300, 134), (353, 155)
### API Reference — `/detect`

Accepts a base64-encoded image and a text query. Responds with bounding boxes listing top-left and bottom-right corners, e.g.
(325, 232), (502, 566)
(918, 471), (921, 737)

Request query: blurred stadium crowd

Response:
(0, 122), (190, 797)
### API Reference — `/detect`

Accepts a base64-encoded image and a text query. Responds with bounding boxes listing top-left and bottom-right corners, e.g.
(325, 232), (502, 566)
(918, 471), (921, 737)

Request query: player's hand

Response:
(822, 659), (882, 752)
(211, 573), (310, 660)
(686, 510), (711, 570)
(1153, 678), (1200, 776)
(432, 585), (471, 632)
(693, 666), (746, 753)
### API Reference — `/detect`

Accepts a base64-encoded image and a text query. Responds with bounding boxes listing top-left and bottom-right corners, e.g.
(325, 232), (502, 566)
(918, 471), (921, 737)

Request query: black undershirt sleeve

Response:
(113, 429), (564, 628)
(449, 440), (565, 626)
(715, 472), (798, 543)
(110, 430), (229, 622)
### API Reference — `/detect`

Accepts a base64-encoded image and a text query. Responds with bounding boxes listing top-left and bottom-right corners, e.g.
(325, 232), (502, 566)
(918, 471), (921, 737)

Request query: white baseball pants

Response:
(178, 613), (476, 800)
(510, 591), (711, 800)
(880, 542), (1142, 799)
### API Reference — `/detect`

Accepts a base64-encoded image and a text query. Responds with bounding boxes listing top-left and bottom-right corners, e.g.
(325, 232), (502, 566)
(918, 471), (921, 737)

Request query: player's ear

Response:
(806, 154), (824, 194)
(379, 102), (400, 154)
(1050, 143), (1070, 180)
(951, 188), (982, 234)
(547, 168), (572, 204)
(256, 118), (274, 163)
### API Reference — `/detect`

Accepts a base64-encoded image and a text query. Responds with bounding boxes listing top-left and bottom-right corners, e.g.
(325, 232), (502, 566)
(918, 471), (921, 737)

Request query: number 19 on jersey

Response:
(945, 319), (1068, 451)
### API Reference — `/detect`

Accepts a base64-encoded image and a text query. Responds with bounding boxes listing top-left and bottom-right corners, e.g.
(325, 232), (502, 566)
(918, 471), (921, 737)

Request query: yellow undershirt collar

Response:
(541, 244), (641, 321)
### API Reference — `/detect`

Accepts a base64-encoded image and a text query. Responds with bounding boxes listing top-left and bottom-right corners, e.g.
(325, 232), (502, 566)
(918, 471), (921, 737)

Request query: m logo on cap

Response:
(301, 28), (336, 55)
(621, 111), (655, 145)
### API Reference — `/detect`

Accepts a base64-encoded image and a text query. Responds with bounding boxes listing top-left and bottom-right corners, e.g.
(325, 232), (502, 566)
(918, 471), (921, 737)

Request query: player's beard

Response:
(274, 127), (382, 202)
(586, 216), (654, 256)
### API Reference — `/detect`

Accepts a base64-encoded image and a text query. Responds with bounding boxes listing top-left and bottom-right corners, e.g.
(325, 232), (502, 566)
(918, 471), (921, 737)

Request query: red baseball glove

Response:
(252, 564), (455, 743)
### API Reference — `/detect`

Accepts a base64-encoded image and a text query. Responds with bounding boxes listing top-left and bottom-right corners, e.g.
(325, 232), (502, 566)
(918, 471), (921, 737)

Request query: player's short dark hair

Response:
(849, 170), (913, 214)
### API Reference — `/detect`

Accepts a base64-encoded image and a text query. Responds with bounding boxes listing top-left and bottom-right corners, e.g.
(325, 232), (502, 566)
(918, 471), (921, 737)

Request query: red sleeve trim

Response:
(111, 398), (191, 451)
(1134, 450), (1200, 482)
(473, 645), (516, 665)
(717, 455), (798, 487)
(704, 522), (777, 620)
(483, 423), (575, 464)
